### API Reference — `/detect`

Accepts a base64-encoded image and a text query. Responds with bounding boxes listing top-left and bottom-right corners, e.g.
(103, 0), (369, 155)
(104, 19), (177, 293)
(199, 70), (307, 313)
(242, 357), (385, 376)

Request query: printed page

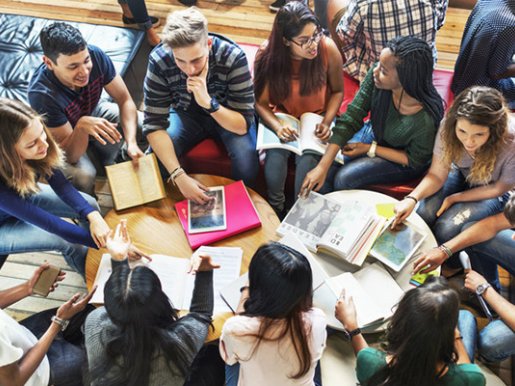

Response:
(219, 273), (249, 313)
(326, 272), (384, 328)
(278, 191), (342, 251)
(298, 113), (343, 164)
(256, 113), (302, 155)
(90, 254), (113, 304)
(317, 200), (375, 259)
(353, 263), (404, 320)
(181, 246), (243, 313)
(105, 154), (165, 210)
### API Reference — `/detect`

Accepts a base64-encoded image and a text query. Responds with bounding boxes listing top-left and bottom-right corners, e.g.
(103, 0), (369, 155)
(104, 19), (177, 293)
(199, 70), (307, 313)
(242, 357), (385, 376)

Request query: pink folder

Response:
(175, 180), (262, 249)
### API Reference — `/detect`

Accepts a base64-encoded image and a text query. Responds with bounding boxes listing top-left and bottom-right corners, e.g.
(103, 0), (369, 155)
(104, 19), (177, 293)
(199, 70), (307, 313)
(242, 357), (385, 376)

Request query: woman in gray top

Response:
(84, 221), (218, 386)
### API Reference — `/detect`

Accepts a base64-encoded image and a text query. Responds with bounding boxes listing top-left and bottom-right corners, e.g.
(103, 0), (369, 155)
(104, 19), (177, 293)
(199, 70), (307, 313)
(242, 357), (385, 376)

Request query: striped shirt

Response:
(451, 0), (515, 109)
(336, 0), (448, 82)
(143, 34), (255, 134)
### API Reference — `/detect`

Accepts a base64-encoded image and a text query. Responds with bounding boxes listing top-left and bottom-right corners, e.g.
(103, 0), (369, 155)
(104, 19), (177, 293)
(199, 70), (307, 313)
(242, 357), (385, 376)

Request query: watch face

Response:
(476, 284), (488, 295)
(210, 97), (220, 111)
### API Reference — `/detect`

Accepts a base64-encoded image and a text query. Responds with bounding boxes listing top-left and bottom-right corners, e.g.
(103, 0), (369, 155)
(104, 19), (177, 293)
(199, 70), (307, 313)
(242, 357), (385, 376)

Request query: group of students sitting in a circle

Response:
(0, 1), (514, 385)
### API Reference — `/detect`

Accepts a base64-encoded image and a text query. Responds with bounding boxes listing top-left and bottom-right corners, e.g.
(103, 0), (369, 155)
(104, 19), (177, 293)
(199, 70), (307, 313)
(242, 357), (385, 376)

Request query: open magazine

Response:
(256, 112), (344, 164)
(277, 192), (385, 267)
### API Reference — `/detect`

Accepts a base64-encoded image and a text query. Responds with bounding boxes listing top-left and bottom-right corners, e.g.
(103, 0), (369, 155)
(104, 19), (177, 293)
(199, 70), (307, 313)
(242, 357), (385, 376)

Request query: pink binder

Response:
(175, 180), (262, 249)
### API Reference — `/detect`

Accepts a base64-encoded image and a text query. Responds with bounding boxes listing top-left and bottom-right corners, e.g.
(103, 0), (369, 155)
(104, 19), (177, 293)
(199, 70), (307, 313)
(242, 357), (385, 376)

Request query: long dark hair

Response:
(254, 1), (326, 105)
(242, 242), (314, 379)
(89, 264), (210, 386)
(371, 36), (444, 142)
(365, 277), (460, 386)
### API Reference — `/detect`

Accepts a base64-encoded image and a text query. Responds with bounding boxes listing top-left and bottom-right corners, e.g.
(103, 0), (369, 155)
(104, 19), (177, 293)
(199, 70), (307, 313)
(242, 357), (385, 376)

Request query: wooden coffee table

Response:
(86, 174), (280, 288)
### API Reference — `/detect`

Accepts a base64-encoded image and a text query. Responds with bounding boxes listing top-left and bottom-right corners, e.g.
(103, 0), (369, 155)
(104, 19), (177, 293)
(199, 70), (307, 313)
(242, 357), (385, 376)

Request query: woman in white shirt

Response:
(220, 242), (327, 386)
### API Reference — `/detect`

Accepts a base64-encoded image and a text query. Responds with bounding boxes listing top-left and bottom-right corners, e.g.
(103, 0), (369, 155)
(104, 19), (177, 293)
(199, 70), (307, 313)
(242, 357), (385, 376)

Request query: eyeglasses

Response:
(290, 28), (323, 50)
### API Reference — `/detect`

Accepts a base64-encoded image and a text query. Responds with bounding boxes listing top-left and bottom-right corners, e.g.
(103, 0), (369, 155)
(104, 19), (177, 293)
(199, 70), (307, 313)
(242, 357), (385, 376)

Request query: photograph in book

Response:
(278, 191), (341, 250)
(188, 186), (227, 234)
(370, 221), (427, 272)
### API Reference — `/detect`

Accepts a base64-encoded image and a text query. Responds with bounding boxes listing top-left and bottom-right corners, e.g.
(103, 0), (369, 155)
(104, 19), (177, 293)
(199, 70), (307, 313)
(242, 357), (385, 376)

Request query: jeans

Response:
(165, 109), (259, 187)
(118, 0), (153, 30)
(63, 101), (144, 195)
(416, 169), (510, 264)
(225, 361), (322, 386)
(0, 183), (98, 277)
(20, 306), (95, 386)
(458, 309), (515, 363)
(464, 225), (515, 290)
(332, 122), (427, 190)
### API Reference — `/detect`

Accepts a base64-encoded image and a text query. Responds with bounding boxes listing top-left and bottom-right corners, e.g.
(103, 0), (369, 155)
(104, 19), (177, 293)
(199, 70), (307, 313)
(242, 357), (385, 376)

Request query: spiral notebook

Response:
(175, 180), (262, 250)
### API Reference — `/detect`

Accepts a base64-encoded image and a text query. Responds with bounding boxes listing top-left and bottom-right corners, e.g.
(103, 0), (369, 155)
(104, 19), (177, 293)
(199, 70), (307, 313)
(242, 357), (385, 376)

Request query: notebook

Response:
(175, 180), (262, 249)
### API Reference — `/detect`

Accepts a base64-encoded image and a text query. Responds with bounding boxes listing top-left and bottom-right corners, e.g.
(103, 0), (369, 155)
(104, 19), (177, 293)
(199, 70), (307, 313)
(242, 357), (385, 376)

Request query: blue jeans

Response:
(416, 169), (510, 262)
(118, 0), (153, 30)
(463, 224), (515, 290)
(225, 361), (322, 386)
(20, 306), (94, 386)
(332, 122), (427, 190)
(0, 183), (98, 277)
(458, 309), (515, 363)
(166, 109), (259, 187)
(62, 101), (128, 195)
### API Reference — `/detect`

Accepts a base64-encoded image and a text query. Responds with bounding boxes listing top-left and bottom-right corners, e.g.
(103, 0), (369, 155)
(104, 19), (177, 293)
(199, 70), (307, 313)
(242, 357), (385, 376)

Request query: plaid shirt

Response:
(336, 0), (448, 82)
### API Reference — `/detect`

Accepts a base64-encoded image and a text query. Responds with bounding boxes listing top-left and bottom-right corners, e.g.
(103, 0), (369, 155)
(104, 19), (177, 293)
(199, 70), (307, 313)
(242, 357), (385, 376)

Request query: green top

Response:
(356, 348), (486, 386)
(330, 66), (437, 168)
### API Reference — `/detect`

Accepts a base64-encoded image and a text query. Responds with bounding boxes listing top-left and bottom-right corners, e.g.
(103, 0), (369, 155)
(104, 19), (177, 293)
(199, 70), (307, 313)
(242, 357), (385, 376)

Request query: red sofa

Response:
(180, 43), (455, 200)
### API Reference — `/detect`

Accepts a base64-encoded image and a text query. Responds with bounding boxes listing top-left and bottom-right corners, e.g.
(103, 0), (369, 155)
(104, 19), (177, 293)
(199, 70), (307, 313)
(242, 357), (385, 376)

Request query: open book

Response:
(277, 192), (386, 267)
(257, 112), (344, 164)
(219, 233), (328, 313)
(105, 153), (166, 210)
(325, 263), (404, 328)
(90, 246), (242, 314)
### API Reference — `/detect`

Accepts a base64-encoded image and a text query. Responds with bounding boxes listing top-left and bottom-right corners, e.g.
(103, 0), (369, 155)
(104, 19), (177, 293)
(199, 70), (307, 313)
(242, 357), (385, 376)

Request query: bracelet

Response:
(171, 170), (185, 186)
(240, 285), (249, 293)
(438, 244), (453, 259)
(405, 195), (418, 204)
(167, 167), (185, 185)
(51, 315), (69, 331)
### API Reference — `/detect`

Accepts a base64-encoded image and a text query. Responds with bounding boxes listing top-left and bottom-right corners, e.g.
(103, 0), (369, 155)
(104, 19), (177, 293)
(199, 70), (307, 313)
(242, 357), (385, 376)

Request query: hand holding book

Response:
(334, 289), (359, 331)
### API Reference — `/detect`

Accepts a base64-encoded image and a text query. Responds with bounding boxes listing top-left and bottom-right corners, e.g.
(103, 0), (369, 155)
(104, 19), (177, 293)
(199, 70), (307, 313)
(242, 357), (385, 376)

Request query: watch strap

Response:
(51, 315), (69, 331)
(344, 327), (362, 340)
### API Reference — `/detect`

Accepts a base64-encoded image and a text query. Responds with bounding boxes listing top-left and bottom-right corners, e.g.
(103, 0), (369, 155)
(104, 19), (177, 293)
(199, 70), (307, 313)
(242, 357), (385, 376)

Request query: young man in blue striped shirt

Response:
(143, 8), (258, 203)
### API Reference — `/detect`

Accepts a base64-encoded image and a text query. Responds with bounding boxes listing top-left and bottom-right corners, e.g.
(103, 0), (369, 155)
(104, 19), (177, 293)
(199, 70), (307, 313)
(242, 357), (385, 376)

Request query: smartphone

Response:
(32, 265), (61, 297)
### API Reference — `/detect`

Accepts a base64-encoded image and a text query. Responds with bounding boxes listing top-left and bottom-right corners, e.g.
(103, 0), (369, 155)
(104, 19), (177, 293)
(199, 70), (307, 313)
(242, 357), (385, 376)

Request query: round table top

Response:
(86, 174), (280, 288)
(311, 189), (438, 332)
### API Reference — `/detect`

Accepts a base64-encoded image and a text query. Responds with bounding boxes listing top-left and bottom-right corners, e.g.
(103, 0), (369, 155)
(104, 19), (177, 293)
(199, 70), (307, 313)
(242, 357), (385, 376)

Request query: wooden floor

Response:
(0, 0), (512, 384)
(0, 0), (469, 69)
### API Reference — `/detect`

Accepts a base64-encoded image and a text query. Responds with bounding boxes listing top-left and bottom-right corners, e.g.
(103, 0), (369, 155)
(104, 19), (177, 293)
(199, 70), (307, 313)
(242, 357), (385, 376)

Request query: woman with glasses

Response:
(299, 36), (445, 197)
(254, 1), (343, 217)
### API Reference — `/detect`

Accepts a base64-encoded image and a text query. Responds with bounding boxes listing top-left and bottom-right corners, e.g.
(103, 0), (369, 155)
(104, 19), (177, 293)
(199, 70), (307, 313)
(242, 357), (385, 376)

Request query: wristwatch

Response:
(342, 327), (362, 341)
(51, 315), (70, 331)
(367, 141), (377, 158)
(204, 96), (220, 114)
(476, 282), (491, 296)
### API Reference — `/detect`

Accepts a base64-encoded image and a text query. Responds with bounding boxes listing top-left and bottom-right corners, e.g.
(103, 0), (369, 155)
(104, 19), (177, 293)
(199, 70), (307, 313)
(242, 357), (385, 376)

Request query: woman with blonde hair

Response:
(393, 86), (515, 271)
(0, 98), (110, 276)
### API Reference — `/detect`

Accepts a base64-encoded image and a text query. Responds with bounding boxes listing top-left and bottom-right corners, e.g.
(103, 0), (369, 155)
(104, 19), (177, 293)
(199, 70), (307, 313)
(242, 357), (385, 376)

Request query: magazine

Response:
(256, 112), (344, 164)
(277, 192), (385, 266)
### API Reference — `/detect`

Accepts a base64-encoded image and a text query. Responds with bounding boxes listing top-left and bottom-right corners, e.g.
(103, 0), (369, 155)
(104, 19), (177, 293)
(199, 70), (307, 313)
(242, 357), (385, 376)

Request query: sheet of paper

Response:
(375, 203), (395, 219)
(219, 273), (249, 313)
(181, 246), (243, 313)
(90, 254), (113, 304)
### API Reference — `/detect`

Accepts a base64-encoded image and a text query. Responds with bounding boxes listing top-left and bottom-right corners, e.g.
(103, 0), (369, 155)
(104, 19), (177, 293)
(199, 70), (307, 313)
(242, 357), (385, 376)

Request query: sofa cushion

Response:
(0, 13), (144, 103)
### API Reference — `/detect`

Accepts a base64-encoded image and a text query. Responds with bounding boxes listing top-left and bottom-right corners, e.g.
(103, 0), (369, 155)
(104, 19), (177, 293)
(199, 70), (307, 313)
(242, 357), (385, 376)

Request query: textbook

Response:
(277, 191), (386, 267)
(324, 262), (404, 328)
(219, 233), (328, 313)
(105, 153), (166, 210)
(256, 112), (344, 164)
(175, 180), (261, 250)
(90, 246), (243, 313)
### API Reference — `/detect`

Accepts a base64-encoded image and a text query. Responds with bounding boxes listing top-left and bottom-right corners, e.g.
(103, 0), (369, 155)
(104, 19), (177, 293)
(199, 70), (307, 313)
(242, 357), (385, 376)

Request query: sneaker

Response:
(269, 0), (285, 12)
(122, 15), (160, 29)
(178, 0), (197, 5)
